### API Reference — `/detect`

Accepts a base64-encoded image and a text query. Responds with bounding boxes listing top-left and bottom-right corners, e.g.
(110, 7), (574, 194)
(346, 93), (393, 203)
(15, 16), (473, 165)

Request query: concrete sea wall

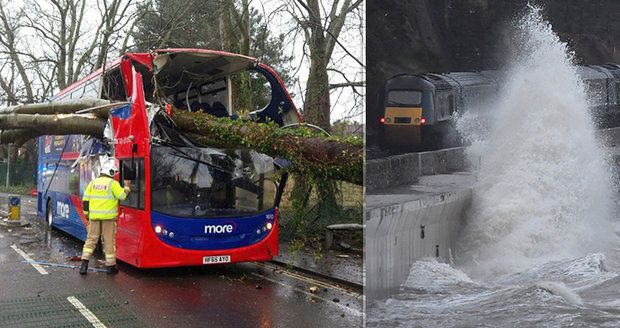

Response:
(365, 175), (473, 302)
(365, 147), (468, 192)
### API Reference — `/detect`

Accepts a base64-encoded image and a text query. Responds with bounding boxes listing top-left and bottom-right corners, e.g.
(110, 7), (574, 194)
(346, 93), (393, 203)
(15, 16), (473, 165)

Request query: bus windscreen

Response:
(150, 145), (276, 218)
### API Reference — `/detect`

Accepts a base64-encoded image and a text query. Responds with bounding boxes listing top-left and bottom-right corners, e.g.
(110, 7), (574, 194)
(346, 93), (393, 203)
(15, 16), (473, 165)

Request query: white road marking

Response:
(251, 272), (363, 317)
(10, 244), (48, 275)
(67, 296), (108, 328)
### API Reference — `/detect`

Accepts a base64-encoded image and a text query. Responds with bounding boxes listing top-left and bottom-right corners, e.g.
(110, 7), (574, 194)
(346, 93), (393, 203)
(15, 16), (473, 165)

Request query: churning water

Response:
(367, 6), (620, 327)
(457, 5), (617, 279)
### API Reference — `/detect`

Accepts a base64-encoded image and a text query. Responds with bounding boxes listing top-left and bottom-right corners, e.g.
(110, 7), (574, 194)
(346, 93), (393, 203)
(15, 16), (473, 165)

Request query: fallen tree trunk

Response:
(0, 114), (105, 134)
(0, 98), (113, 116)
(0, 99), (125, 146)
(172, 110), (363, 185)
(0, 114), (105, 146)
(0, 105), (363, 185)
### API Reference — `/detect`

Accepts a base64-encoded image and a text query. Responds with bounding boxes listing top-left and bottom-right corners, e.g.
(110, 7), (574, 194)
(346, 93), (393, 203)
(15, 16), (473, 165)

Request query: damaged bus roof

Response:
(54, 48), (301, 126)
(118, 49), (264, 98)
(58, 49), (261, 98)
(126, 48), (258, 77)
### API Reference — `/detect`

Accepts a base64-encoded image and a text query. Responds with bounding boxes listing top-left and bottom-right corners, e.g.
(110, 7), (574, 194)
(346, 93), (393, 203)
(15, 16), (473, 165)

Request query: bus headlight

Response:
(155, 225), (162, 234)
(266, 222), (273, 230)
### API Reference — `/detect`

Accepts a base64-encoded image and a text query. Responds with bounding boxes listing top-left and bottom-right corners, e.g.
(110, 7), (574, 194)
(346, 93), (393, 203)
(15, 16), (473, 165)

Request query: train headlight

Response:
(266, 222), (273, 230)
(169, 232), (175, 238)
(379, 116), (386, 124)
(155, 225), (162, 234)
(419, 117), (427, 125)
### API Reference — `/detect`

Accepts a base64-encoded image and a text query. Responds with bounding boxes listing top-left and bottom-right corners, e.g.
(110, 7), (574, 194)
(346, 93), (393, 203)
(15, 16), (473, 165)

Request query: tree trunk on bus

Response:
(0, 98), (113, 116)
(0, 113), (104, 132)
(0, 114), (105, 145)
(0, 108), (362, 184)
(171, 110), (363, 185)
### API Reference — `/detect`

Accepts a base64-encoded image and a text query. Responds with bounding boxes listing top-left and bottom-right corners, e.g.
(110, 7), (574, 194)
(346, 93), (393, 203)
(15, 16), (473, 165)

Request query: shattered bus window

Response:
(173, 79), (230, 117)
(229, 70), (271, 119)
(102, 68), (127, 101)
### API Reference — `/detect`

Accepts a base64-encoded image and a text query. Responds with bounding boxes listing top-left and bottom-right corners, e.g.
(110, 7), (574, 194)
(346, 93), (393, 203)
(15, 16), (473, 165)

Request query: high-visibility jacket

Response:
(82, 175), (127, 220)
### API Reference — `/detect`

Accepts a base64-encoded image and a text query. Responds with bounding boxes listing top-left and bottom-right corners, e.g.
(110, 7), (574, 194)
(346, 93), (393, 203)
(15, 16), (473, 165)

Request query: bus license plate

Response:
(203, 255), (231, 264)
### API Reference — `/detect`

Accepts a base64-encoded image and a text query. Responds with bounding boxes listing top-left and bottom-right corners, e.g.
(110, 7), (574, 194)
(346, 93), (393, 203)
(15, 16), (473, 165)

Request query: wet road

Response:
(0, 195), (362, 327)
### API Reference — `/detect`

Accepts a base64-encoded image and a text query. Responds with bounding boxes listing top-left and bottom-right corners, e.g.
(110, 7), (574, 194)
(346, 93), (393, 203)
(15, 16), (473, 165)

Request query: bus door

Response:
(117, 158), (145, 265)
(111, 61), (151, 265)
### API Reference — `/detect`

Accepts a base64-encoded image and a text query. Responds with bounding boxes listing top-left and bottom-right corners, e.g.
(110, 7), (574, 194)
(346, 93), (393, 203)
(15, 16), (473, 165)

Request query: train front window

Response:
(387, 90), (422, 106)
(150, 145), (277, 218)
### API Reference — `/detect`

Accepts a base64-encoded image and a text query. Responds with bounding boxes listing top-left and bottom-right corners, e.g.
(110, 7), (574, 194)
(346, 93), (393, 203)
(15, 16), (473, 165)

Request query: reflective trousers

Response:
(81, 219), (117, 266)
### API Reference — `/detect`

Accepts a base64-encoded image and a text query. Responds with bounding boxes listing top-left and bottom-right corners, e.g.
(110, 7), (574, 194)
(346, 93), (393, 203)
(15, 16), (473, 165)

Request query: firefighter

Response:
(79, 160), (131, 275)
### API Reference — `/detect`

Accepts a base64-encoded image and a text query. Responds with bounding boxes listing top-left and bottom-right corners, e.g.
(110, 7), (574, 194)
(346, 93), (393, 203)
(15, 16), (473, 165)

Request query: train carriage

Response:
(380, 64), (620, 149)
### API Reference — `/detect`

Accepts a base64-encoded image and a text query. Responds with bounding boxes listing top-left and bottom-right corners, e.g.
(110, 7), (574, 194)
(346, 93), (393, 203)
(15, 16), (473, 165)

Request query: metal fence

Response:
(0, 161), (37, 187)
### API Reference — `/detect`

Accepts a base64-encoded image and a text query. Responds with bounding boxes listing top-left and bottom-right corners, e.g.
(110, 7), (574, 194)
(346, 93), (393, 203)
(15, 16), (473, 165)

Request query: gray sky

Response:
(258, 0), (365, 124)
(1, 0), (365, 123)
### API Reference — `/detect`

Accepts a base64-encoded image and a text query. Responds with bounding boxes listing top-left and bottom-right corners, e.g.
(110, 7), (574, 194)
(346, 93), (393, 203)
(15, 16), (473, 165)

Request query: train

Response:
(379, 64), (620, 149)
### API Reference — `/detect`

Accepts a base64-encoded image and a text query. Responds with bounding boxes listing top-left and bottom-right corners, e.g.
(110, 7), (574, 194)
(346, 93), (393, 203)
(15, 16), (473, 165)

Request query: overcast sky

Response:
(2, 0), (365, 123)
(258, 0), (365, 124)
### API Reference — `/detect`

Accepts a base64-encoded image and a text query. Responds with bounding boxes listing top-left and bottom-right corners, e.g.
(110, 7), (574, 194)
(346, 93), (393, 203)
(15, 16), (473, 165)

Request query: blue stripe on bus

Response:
(43, 191), (88, 241)
(150, 209), (275, 250)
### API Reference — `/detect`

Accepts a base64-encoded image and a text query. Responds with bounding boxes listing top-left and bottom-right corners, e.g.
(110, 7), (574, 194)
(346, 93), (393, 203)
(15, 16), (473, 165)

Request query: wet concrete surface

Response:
(0, 194), (362, 327)
(366, 172), (475, 210)
(275, 245), (363, 287)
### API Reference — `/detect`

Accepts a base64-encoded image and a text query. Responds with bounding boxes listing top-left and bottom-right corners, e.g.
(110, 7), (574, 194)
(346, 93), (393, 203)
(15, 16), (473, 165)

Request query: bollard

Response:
(8, 195), (20, 221)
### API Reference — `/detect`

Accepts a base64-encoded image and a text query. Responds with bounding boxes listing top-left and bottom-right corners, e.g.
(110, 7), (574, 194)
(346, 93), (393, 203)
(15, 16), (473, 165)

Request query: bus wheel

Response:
(46, 200), (54, 229)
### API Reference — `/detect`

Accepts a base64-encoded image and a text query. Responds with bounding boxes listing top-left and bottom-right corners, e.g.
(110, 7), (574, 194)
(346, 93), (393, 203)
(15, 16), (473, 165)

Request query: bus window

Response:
(120, 158), (144, 210)
(387, 90), (422, 106)
(229, 70), (271, 119)
(55, 93), (69, 102)
(83, 80), (100, 98)
(172, 79), (230, 117)
(102, 68), (127, 101)
(69, 167), (80, 195)
(150, 145), (276, 218)
(71, 85), (88, 99)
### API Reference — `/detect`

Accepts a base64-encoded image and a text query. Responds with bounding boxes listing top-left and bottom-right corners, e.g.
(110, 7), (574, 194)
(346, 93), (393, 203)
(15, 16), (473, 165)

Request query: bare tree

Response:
(0, 0), (138, 185)
(270, 0), (364, 236)
(0, 1), (35, 103)
(280, 0), (364, 130)
(22, 0), (137, 89)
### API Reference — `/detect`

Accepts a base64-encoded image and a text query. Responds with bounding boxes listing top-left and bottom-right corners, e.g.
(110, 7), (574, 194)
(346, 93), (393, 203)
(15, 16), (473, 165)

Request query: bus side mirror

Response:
(123, 163), (137, 181)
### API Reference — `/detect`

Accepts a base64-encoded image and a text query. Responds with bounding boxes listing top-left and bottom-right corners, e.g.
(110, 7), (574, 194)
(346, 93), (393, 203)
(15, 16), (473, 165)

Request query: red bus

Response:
(37, 49), (301, 268)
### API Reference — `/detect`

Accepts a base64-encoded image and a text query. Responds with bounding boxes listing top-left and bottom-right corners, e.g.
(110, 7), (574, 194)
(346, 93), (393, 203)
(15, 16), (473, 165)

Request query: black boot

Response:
(79, 260), (89, 275)
(106, 265), (119, 275)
